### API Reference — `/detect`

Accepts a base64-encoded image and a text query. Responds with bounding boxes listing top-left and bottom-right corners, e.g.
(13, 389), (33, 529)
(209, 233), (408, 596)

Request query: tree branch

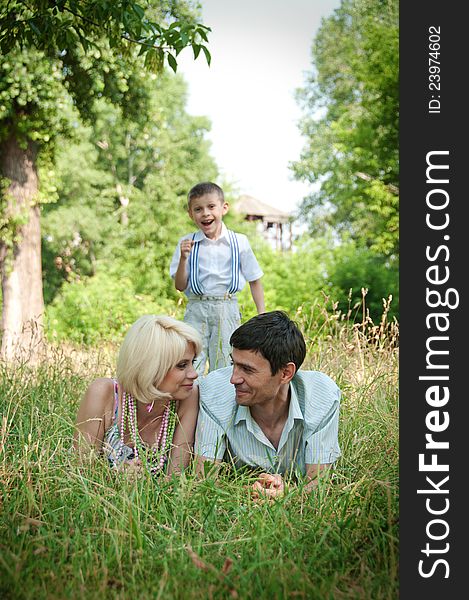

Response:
(355, 172), (399, 195)
(12, 1), (179, 53)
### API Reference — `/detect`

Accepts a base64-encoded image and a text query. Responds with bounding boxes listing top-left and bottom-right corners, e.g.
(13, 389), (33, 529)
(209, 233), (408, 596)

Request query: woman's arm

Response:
(167, 385), (199, 474)
(74, 378), (115, 455)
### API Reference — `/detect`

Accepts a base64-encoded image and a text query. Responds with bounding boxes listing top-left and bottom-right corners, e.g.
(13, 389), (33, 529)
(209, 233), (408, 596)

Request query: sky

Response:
(177, 0), (342, 215)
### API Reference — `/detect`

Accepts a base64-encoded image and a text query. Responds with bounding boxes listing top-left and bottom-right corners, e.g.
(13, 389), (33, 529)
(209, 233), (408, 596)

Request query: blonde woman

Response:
(74, 315), (202, 475)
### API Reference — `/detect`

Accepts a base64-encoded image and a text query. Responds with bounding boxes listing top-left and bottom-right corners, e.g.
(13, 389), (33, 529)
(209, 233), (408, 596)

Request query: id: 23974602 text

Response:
(428, 26), (441, 114)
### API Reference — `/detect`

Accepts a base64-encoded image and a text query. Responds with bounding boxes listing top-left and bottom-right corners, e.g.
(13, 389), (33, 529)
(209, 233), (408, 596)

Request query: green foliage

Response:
(1, 0), (400, 345)
(237, 232), (398, 324)
(42, 63), (219, 337)
(292, 0), (399, 258)
(0, 48), (75, 144)
(41, 123), (117, 303)
(0, 0), (214, 361)
(238, 235), (333, 321)
(41, 64), (218, 308)
(325, 240), (399, 321)
(0, 49), (77, 274)
(1, 0), (212, 244)
(46, 272), (176, 344)
(0, 0), (211, 74)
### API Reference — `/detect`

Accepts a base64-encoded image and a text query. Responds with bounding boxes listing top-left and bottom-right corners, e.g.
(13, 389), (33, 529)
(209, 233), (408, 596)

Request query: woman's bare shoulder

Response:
(87, 377), (115, 393)
(81, 378), (116, 413)
(75, 378), (116, 448)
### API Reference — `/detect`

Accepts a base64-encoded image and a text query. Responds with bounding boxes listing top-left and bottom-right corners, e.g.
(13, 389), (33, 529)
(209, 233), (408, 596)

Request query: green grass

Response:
(0, 314), (398, 599)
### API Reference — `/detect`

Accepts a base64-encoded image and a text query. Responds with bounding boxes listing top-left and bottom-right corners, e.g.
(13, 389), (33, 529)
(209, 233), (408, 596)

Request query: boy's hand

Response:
(180, 239), (195, 259)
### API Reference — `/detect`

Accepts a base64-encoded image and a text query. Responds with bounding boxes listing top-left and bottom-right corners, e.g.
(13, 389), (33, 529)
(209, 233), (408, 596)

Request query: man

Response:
(194, 310), (341, 496)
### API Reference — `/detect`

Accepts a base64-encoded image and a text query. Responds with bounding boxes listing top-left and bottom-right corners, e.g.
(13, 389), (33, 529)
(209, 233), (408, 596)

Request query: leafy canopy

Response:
(0, 0), (211, 73)
(292, 0), (398, 258)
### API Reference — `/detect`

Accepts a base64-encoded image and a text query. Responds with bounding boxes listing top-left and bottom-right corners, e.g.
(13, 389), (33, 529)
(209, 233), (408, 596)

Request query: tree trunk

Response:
(0, 133), (44, 361)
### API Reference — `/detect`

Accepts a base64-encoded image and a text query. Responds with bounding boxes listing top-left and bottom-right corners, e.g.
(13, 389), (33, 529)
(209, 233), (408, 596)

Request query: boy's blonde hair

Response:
(116, 315), (202, 404)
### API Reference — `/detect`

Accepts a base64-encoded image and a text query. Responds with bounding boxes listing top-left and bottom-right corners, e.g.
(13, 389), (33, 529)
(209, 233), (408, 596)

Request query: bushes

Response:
(46, 230), (398, 345)
(45, 272), (176, 344)
(239, 235), (398, 325)
(325, 241), (399, 322)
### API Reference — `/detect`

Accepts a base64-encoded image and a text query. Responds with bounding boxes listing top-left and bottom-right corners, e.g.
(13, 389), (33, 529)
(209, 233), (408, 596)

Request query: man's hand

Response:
(251, 473), (285, 501)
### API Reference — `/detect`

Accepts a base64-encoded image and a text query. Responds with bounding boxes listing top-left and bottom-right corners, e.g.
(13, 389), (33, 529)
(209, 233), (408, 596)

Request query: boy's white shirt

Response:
(170, 223), (263, 297)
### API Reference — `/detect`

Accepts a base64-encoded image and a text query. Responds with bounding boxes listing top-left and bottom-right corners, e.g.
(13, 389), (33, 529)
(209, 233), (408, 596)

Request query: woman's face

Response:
(159, 343), (198, 400)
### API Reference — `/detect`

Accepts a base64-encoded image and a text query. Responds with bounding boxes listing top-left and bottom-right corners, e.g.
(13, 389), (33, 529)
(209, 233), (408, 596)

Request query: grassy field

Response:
(0, 309), (398, 599)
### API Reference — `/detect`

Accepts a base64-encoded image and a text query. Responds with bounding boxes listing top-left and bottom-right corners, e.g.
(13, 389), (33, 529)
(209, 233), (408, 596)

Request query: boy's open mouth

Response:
(201, 219), (214, 226)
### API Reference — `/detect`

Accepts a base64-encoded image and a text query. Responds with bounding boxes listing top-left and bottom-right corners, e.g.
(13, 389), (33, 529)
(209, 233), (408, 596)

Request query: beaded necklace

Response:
(120, 391), (177, 475)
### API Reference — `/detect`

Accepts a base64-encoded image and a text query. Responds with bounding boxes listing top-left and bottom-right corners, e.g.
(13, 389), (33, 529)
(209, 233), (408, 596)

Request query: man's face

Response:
(229, 348), (283, 407)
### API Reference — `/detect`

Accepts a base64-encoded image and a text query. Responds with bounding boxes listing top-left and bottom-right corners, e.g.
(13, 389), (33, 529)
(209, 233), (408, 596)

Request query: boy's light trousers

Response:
(184, 295), (241, 375)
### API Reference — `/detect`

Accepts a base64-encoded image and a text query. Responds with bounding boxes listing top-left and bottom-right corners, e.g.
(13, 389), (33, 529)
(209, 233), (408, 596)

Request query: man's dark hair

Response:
(230, 310), (306, 374)
(188, 181), (224, 205)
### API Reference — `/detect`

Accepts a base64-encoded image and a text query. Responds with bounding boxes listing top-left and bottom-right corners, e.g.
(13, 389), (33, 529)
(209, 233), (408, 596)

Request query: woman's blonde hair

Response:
(116, 315), (202, 403)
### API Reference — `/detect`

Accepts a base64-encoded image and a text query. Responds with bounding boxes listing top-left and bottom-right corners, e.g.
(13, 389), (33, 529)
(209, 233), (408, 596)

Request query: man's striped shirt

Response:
(195, 367), (341, 476)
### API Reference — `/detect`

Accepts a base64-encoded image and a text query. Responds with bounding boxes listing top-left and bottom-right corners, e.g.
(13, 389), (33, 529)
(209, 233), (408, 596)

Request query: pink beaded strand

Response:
(120, 391), (126, 445)
(120, 390), (176, 474)
(120, 390), (134, 458)
(153, 405), (170, 471)
(131, 392), (140, 461)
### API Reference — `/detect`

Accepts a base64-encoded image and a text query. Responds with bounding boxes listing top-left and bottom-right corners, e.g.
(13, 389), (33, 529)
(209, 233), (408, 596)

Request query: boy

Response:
(170, 182), (265, 375)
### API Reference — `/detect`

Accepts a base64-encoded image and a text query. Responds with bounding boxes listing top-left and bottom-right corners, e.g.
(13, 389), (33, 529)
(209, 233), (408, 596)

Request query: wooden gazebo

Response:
(235, 194), (292, 251)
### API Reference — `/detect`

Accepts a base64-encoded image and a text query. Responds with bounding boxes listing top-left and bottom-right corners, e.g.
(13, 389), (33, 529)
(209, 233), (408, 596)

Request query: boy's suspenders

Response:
(189, 233), (203, 295)
(189, 230), (240, 295)
(226, 229), (240, 294)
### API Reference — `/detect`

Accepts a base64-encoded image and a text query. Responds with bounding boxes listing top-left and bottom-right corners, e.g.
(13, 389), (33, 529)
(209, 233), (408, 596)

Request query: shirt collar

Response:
(288, 382), (304, 422)
(234, 404), (250, 425)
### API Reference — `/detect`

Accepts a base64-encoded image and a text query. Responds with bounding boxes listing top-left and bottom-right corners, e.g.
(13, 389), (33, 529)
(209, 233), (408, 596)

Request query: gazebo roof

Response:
(235, 194), (291, 223)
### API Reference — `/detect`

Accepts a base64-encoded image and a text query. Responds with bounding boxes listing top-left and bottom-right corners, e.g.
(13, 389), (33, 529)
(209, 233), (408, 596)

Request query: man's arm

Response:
(303, 463), (332, 492)
(194, 454), (222, 478)
(302, 371), (341, 490)
(249, 278), (265, 313)
(193, 378), (228, 474)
